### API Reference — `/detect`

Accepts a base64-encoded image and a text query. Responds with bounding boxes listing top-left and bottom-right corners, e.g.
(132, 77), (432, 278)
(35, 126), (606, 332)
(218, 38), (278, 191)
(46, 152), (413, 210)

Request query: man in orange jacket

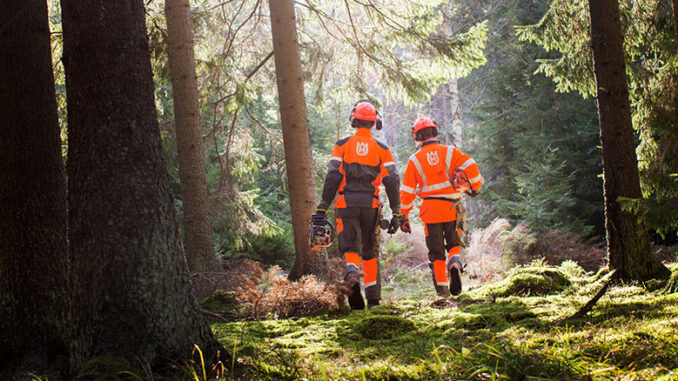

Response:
(312, 100), (401, 309)
(399, 117), (482, 297)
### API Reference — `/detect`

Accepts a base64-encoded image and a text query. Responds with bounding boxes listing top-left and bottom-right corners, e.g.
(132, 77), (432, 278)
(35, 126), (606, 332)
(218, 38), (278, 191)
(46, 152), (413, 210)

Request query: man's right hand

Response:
(387, 213), (401, 234)
(312, 209), (328, 226)
(400, 214), (411, 233)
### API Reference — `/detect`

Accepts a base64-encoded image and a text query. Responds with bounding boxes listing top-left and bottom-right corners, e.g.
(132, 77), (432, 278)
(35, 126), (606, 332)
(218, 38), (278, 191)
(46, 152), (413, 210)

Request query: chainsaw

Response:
(309, 219), (335, 251)
(449, 169), (473, 210)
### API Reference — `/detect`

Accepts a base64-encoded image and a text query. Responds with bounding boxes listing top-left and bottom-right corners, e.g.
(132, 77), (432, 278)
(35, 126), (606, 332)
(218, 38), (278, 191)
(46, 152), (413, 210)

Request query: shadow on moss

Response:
(199, 290), (241, 321)
(76, 356), (141, 380)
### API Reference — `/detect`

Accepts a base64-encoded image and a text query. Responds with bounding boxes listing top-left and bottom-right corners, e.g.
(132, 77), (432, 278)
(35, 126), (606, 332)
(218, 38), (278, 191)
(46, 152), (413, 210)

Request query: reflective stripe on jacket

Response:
(400, 140), (482, 223)
(319, 128), (400, 210)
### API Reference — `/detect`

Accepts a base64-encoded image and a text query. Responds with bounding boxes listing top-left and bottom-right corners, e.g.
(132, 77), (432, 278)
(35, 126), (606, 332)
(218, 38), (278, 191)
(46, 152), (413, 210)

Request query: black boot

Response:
(348, 282), (365, 310)
(345, 272), (365, 310)
(367, 299), (380, 308)
(449, 265), (462, 296)
(434, 285), (451, 298)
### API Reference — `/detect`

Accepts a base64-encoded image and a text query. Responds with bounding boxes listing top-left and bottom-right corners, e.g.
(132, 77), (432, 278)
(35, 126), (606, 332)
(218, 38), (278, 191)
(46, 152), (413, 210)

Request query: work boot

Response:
(367, 299), (380, 308)
(449, 265), (462, 296)
(434, 284), (451, 298)
(345, 272), (365, 310)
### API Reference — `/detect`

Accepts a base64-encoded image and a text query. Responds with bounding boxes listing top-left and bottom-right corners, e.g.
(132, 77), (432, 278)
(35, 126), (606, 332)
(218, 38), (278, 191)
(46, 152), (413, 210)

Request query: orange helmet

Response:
(351, 101), (378, 121)
(412, 117), (437, 137)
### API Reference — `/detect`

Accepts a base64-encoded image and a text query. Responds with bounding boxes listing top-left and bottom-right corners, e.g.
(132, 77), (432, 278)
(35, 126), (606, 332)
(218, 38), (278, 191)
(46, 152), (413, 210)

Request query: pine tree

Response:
(165, 0), (219, 272)
(269, 0), (329, 280)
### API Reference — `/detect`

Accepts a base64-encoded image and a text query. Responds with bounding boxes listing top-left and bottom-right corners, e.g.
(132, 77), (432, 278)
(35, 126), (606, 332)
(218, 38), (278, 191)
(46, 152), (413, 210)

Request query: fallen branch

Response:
(570, 269), (617, 319)
(201, 308), (232, 323)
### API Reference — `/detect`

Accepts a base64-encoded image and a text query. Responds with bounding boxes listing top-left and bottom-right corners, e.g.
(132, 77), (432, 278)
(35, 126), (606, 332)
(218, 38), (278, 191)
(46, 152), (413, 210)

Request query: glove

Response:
(312, 208), (328, 226)
(387, 213), (402, 234)
(400, 214), (411, 233)
(465, 189), (479, 198)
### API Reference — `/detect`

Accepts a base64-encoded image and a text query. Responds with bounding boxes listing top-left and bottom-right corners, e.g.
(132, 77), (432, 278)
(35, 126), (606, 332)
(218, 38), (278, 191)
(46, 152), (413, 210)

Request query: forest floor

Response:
(206, 260), (678, 380)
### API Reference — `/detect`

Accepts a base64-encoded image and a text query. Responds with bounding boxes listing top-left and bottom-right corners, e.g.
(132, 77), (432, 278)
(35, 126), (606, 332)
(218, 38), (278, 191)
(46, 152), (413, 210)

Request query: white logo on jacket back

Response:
(426, 150), (439, 166)
(356, 142), (369, 156)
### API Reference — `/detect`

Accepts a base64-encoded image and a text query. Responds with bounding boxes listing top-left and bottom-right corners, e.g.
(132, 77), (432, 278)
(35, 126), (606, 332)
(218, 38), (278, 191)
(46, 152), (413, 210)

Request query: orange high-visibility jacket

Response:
(400, 140), (482, 223)
(318, 128), (400, 210)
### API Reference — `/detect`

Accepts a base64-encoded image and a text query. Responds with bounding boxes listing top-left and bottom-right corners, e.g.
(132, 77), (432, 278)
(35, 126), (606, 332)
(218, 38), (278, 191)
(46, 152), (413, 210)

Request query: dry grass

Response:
(382, 224), (429, 268)
(465, 218), (513, 284)
(465, 218), (607, 285)
(196, 259), (344, 320)
(237, 265), (343, 320)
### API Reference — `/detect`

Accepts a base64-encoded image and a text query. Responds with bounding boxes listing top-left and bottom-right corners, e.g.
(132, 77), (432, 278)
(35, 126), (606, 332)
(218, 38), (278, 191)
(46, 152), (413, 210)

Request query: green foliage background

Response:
(47, 0), (678, 268)
(518, 0), (678, 238)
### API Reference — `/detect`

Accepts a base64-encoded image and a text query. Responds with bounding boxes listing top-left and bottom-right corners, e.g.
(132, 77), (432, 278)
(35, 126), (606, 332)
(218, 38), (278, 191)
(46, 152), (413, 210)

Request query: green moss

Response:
(476, 261), (571, 297)
(353, 315), (415, 340)
(660, 263), (678, 294)
(206, 261), (678, 380)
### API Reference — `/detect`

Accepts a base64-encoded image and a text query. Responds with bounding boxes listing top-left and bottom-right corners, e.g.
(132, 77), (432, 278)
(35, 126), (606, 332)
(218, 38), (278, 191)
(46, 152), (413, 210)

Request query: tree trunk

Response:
(672, 0), (678, 45)
(0, 0), (70, 374)
(449, 76), (463, 148)
(61, 0), (221, 369)
(588, 0), (669, 280)
(268, 0), (328, 280)
(165, 0), (219, 272)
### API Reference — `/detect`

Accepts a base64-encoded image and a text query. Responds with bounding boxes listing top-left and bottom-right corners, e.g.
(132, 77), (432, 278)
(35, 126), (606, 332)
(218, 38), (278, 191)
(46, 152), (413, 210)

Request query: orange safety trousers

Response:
(336, 207), (380, 302)
(425, 221), (464, 286)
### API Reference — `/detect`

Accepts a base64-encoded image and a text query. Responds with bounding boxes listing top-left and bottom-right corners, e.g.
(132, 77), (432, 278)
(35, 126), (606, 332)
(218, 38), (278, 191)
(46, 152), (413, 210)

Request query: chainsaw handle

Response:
(326, 220), (335, 244)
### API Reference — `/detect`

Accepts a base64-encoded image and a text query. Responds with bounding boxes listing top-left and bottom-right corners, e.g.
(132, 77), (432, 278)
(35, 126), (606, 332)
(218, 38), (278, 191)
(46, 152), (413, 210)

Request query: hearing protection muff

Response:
(349, 99), (383, 130)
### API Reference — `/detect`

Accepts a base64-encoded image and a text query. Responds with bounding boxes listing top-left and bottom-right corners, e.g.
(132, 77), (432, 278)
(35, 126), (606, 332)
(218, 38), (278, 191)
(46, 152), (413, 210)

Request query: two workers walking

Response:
(313, 100), (483, 309)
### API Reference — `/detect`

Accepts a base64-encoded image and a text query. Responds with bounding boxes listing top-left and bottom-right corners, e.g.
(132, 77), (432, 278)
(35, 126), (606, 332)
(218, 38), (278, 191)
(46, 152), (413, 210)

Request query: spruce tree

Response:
(0, 0), (69, 375)
(61, 0), (221, 368)
(588, 0), (669, 280)
(459, 0), (603, 233)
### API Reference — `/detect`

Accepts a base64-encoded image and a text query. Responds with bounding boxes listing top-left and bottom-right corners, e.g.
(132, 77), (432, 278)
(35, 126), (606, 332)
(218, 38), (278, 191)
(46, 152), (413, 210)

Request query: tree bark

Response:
(672, 0), (678, 45)
(61, 0), (221, 369)
(449, 76), (463, 148)
(165, 0), (219, 272)
(0, 0), (70, 374)
(268, 0), (328, 280)
(588, 0), (669, 280)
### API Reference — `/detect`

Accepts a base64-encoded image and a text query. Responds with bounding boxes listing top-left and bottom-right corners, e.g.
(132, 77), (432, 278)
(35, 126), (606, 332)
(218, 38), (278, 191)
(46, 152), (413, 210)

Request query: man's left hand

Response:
(400, 215), (411, 233)
(312, 209), (328, 226)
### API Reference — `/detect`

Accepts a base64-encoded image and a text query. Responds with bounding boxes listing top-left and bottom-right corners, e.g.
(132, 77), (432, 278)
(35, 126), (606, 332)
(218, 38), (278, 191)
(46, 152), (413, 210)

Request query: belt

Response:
(423, 196), (460, 202)
(339, 191), (379, 199)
